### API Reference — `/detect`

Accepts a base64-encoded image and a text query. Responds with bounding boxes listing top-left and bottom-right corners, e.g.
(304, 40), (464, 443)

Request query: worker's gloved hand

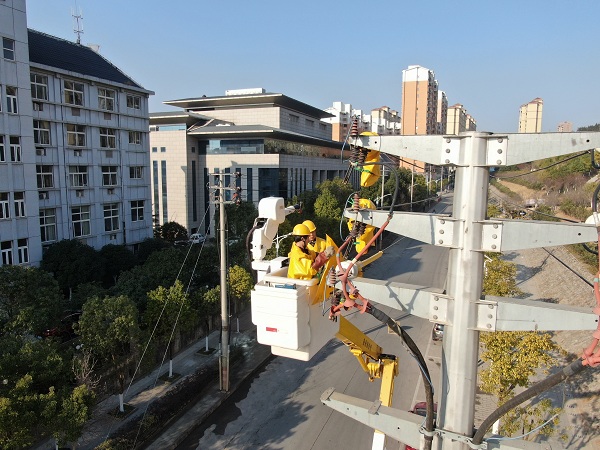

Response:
(324, 246), (335, 258)
(311, 250), (330, 271)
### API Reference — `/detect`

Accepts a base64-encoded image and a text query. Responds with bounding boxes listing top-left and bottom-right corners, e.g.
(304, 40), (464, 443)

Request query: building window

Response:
(102, 166), (118, 186)
(66, 124), (86, 147)
(0, 136), (4, 162)
(69, 165), (88, 187)
(128, 131), (141, 145)
(9, 136), (21, 162)
(126, 94), (141, 109)
(98, 88), (115, 111)
(104, 203), (119, 232)
(129, 166), (143, 179)
(1, 241), (12, 266)
(13, 192), (25, 218)
(0, 193), (9, 219)
(319, 123), (327, 131)
(305, 119), (314, 126)
(2, 38), (14, 61)
(72, 205), (91, 237)
(36, 165), (54, 188)
(161, 160), (168, 223)
(152, 147), (157, 153)
(153, 161), (159, 223)
(40, 208), (57, 243)
(64, 80), (84, 106)
(17, 239), (28, 264)
(289, 114), (299, 124)
(131, 200), (144, 222)
(160, 147), (166, 153)
(100, 128), (116, 148)
(6, 86), (17, 114)
(30, 73), (48, 100)
(33, 120), (50, 145)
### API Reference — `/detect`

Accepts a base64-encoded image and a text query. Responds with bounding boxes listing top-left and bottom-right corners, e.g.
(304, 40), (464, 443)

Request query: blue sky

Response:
(26, 0), (600, 133)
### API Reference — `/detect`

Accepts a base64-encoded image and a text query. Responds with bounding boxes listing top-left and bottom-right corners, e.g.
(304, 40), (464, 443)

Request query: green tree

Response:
(228, 265), (253, 315)
(0, 265), (63, 335)
(99, 244), (137, 287)
(41, 239), (104, 297)
(224, 201), (258, 238)
(480, 254), (562, 439)
(144, 281), (196, 378)
(137, 237), (170, 264)
(49, 384), (95, 449)
(159, 221), (188, 242)
(77, 295), (139, 412)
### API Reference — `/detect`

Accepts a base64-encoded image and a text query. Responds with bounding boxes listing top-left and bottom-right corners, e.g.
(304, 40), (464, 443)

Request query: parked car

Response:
(189, 233), (206, 244)
(432, 323), (444, 341)
(41, 311), (82, 341)
(405, 401), (438, 450)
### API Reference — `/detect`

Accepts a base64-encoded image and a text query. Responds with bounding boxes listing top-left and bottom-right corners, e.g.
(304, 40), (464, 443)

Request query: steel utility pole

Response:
(322, 131), (600, 450)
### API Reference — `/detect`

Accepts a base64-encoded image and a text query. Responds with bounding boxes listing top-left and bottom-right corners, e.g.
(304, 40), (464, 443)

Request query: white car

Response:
(189, 233), (206, 244)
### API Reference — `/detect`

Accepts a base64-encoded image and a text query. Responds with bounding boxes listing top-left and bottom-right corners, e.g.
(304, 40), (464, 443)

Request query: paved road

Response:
(176, 198), (452, 450)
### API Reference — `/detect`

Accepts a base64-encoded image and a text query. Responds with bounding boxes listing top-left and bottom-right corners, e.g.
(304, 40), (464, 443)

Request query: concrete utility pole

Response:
(322, 131), (600, 450)
(209, 171), (235, 392)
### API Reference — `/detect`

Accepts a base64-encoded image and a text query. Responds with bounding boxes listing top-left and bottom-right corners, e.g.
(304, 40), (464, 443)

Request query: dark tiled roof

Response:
(27, 29), (143, 89)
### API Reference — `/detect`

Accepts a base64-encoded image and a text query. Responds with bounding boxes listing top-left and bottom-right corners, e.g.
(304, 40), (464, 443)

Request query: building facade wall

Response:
(518, 98), (543, 133)
(0, 0), (152, 268)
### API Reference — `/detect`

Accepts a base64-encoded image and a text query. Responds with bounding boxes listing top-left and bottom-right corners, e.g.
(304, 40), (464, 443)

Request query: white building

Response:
(150, 90), (355, 236)
(0, 0), (153, 267)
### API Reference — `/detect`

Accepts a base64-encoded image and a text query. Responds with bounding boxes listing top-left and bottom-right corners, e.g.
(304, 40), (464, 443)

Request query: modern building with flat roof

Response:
(150, 89), (354, 236)
(1, 0), (153, 267)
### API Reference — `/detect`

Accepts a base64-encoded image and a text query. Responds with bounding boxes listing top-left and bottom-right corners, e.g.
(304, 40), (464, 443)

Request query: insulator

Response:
(357, 148), (368, 165)
(352, 193), (360, 212)
(327, 268), (337, 286)
(350, 117), (359, 137)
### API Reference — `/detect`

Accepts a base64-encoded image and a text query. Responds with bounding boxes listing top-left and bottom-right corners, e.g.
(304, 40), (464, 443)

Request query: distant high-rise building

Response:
(401, 65), (438, 136)
(436, 91), (448, 134)
(446, 104), (467, 135)
(557, 121), (573, 132)
(400, 65), (439, 172)
(518, 98), (543, 133)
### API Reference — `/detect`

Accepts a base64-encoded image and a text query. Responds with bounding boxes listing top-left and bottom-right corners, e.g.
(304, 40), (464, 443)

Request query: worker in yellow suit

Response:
(287, 223), (334, 280)
(303, 219), (327, 253)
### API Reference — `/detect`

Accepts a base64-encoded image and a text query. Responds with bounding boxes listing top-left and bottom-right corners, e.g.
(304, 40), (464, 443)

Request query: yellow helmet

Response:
(292, 223), (310, 236)
(302, 220), (317, 232)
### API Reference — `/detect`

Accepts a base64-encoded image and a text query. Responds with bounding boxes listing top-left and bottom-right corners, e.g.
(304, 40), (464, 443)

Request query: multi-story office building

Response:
(518, 98), (543, 133)
(0, 0), (153, 267)
(150, 89), (353, 236)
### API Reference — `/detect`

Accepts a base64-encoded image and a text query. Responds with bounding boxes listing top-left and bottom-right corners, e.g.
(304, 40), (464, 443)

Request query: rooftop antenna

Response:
(72, 3), (83, 44)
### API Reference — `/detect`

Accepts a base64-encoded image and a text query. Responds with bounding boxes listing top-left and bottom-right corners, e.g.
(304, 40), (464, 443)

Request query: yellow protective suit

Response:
(287, 244), (317, 280)
(307, 236), (327, 254)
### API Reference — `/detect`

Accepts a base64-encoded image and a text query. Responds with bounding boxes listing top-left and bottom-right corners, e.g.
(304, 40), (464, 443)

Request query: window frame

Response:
(126, 94), (141, 109)
(6, 86), (17, 114)
(66, 124), (86, 147)
(129, 166), (143, 179)
(97, 87), (115, 111)
(30, 73), (48, 101)
(72, 205), (91, 237)
(68, 165), (88, 188)
(2, 37), (15, 61)
(99, 127), (116, 149)
(131, 200), (144, 222)
(13, 192), (25, 218)
(40, 208), (57, 243)
(0, 136), (4, 162)
(128, 131), (141, 145)
(102, 166), (118, 187)
(9, 136), (21, 162)
(33, 119), (51, 145)
(36, 165), (54, 188)
(103, 203), (120, 232)
(0, 193), (9, 219)
(17, 238), (28, 264)
(0, 241), (12, 266)
(64, 80), (84, 106)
